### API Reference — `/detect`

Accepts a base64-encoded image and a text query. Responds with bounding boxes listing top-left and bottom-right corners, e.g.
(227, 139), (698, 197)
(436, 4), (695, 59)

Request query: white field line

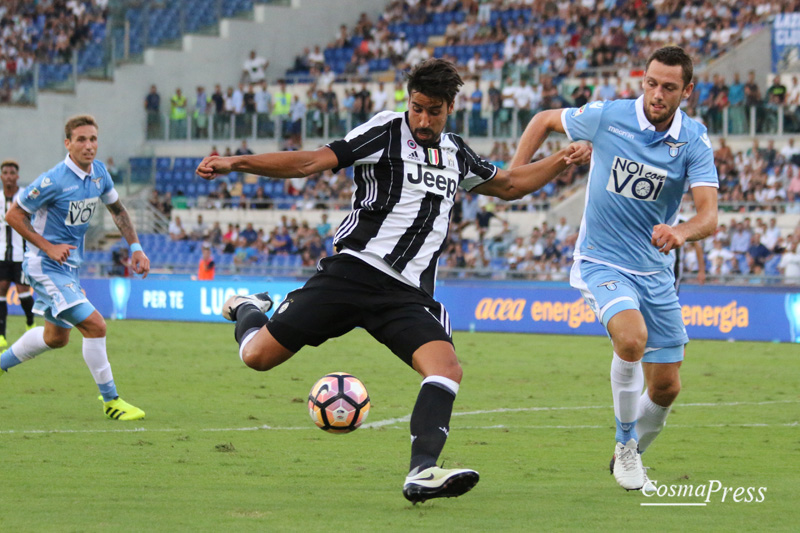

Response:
(0, 399), (797, 436)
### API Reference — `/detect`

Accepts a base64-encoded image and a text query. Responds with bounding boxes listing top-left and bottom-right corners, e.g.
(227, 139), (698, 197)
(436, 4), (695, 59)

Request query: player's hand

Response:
(564, 142), (592, 166)
(196, 156), (232, 180)
(46, 243), (76, 264)
(651, 224), (685, 254)
(131, 250), (150, 279)
(696, 268), (706, 285)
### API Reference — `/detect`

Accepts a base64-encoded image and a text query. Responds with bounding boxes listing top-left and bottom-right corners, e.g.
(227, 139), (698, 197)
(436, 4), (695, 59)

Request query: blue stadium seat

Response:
(195, 181), (210, 196)
(156, 157), (172, 171)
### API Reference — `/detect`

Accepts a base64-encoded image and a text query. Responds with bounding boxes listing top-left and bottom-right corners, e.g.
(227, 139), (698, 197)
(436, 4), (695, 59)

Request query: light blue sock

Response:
(615, 417), (639, 444)
(0, 349), (22, 371)
(98, 380), (118, 402)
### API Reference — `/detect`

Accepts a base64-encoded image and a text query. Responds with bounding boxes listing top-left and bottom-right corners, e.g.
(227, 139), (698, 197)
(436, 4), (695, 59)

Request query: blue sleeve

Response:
(17, 173), (59, 213)
(562, 101), (606, 142)
(93, 161), (116, 195)
(687, 131), (719, 188)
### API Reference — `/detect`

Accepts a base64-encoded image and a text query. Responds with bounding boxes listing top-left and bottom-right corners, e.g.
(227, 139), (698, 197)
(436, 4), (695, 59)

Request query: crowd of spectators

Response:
(698, 215), (800, 278)
(0, 0), (107, 103)
(167, 213), (334, 269)
(713, 136), (800, 211)
(155, 191), (800, 281)
(284, 0), (775, 84)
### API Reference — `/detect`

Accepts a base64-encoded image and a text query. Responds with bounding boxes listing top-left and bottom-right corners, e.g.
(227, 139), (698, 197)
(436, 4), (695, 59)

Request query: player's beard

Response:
(412, 128), (439, 147)
(644, 99), (678, 129)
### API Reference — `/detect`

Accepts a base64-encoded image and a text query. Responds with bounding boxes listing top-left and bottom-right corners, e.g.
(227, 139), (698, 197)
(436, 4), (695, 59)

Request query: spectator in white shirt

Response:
(372, 81), (390, 113)
(405, 42), (430, 67)
(708, 239), (735, 275)
(243, 50), (269, 84)
(762, 217), (782, 251)
(466, 52), (485, 76)
(778, 238), (800, 279)
(554, 216), (573, 243)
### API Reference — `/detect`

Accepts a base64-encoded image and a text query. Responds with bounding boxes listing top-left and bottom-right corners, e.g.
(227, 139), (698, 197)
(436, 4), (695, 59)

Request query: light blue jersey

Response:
(17, 155), (119, 269)
(562, 96), (718, 274)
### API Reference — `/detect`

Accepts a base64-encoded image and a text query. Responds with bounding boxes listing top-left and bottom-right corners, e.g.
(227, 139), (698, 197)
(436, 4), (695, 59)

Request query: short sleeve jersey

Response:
(327, 110), (497, 295)
(0, 189), (27, 262)
(562, 96), (718, 273)
(17, 155), (119, 268)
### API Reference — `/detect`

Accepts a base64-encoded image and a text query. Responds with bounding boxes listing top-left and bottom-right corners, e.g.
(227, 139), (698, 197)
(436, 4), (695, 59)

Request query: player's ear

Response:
(683, 82), (694, 101)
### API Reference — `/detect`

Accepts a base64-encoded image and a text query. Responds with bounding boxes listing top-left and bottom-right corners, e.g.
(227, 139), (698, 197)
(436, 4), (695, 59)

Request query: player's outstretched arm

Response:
(6, 202), (75, 264)
(651, 186), (718, 255)
(195, 146), (339, 180)
(106, 199), (150, 278)
(509, 109), (567, 169)
(474, 142), (591, 201)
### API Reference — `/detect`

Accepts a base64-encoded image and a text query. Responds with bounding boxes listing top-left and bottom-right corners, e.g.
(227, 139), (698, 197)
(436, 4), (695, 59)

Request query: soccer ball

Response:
(308, 372), (370, 433)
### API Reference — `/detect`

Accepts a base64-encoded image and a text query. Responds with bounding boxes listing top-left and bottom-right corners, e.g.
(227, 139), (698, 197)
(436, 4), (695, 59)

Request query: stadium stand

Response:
(3, 0), (799, 284)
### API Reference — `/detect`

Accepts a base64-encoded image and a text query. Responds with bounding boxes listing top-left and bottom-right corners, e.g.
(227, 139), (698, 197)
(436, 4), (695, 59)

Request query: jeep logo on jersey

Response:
(66, 198), (98, 226)
(607, 156), (667, 201)
(407, 164), (457, 199)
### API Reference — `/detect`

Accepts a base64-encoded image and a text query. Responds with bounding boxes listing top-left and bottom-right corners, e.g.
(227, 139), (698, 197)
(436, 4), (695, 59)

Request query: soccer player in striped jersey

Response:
(197, 58), (590, 502)
(1, 115), (150, 421)
(0, 159), (36, 347)
(510, 46), (718, 491)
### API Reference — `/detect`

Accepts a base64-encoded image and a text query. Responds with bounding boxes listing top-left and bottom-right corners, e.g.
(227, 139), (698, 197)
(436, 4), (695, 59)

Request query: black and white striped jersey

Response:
(327, 111), (497, 296)
(0, 191), (26, 262)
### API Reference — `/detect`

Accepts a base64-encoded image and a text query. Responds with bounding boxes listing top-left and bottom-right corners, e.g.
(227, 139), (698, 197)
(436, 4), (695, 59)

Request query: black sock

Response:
(0, 298), (7, 336)
(20, 295), (34, 326)
(234, 304), (270, 344)
(409, 383), (455, 473)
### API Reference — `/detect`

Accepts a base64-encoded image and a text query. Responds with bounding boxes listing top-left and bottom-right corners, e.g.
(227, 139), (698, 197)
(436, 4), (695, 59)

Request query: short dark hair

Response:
(65, 115), (98, 140)
(406, 58), (463, 106)
(646, 46), (694, 88)
(1, 159), (19, 172)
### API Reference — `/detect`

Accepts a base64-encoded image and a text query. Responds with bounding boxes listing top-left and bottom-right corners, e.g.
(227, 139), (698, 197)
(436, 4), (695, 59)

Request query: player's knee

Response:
(241, 348), (277, 372)
(90, 321), (107, 337)
(438, 356), (463, 384)
(613, 332), (647, 360)
(651, 378), (681, 405)
(44, 332), (69, 349)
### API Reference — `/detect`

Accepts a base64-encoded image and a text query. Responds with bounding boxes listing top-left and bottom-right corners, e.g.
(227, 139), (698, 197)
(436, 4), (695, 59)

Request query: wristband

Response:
(130, 243), (143, 253)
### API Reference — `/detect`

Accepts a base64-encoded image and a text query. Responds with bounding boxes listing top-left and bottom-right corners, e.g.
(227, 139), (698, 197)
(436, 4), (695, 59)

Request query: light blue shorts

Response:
(23, 256), (96, 329)
(570, 259), (688, 363)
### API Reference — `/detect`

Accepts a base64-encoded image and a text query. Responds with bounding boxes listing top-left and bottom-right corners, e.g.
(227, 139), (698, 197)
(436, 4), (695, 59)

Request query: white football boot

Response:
(403, 466), (480, 503)
(221, 292), (273, 321)
(612, 438), (645, 490)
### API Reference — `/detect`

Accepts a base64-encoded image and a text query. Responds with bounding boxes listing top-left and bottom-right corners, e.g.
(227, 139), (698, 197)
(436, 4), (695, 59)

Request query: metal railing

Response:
(145, 104), (800, 145)
(145, 107), (551, 144)
(79, 258), (800, 286)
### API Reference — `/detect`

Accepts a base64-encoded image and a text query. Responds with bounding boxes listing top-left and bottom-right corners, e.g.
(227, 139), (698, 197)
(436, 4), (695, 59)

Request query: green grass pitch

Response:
(0, 317), (797, 532)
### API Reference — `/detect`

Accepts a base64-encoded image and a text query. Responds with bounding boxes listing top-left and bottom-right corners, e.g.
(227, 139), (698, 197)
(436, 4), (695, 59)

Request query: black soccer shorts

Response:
(0, 261), (28, 286)
(267, 254), (453, 367)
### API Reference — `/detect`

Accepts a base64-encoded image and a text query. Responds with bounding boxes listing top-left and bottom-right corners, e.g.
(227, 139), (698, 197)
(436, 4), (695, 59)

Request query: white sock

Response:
(9, 326), (51, 362)
(636, 390), (671, 453)
(610, 352), (643, 442)
(83, 337), (114, 386)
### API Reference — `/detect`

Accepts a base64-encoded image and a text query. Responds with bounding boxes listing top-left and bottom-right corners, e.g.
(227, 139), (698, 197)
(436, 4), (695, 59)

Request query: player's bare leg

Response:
(607, 309), (647, 490)
(403, 340), (479, 503)
(222, 292), (295, 371)
(637, 361), (682, 452)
